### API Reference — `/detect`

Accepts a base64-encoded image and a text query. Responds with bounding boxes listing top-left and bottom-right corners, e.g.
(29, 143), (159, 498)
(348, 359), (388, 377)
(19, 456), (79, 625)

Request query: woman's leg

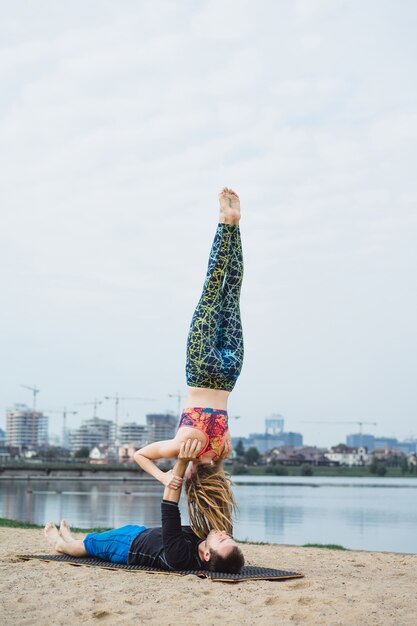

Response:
(218, 225), (244, 389)
(186, 188), (241, 391)
(186, 222), (233, 389)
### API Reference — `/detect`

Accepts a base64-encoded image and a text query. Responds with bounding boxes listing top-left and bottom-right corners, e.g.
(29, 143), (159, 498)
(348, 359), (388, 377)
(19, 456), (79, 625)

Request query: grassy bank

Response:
(229, 465), (410, 478)
(1, 461), (414, 479)
(236, 538), (347, 550)
(0, 518), (110, 532)
(0, 518), (348, 550)
(0, 462), (143, 472)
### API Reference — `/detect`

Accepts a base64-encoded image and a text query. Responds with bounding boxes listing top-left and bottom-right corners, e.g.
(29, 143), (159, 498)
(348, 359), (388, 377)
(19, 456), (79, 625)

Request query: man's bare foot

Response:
(44, 522), (61, 549)
(219, 187), (241, 225)
(59, 519), (74, 542)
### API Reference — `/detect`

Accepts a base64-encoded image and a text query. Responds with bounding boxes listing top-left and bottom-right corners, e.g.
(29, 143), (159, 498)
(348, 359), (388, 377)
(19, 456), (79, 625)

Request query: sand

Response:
(1, 528), (416, 625)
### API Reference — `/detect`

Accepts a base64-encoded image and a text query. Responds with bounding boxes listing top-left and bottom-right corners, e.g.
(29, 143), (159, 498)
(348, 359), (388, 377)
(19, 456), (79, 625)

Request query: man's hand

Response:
(213, 439), (232, 463)
(162, 469), (183, 490)
(178, 439), (203, 462)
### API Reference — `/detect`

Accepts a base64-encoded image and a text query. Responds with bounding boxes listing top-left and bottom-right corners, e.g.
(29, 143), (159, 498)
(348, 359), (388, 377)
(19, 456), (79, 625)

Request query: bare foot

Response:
(219, 187), (240, 225)
(227, 188), (240, 214)
(59, 519), (74, 542)
(44, 522), (61, 549)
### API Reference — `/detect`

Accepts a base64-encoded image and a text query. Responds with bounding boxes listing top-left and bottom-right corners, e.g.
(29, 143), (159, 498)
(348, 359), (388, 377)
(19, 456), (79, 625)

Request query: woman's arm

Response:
(133, 439), (182, 488)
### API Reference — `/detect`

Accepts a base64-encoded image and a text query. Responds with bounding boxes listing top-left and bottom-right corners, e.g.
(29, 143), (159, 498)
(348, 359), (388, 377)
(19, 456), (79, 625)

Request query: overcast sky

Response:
(1, 0), (416, 448)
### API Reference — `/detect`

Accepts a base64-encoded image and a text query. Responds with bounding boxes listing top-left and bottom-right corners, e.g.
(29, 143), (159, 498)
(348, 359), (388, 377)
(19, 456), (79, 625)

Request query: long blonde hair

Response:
(185, 463), (236, 540)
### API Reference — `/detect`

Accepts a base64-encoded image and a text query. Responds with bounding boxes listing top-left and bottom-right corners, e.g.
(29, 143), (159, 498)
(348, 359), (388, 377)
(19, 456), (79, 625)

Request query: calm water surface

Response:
(1, 475), (416, 553)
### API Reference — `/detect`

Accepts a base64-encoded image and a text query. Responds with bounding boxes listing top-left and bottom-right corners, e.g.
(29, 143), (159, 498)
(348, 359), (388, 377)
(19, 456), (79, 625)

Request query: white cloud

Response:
(190, 0), (256, 38)
(295, 0), (347, 19)
(0, 40), (52, 76)
(0, 0), (416, 443)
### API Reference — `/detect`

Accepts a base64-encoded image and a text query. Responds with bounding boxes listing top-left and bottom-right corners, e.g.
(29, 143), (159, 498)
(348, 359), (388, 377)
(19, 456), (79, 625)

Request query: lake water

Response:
(1, 475), (416, 554)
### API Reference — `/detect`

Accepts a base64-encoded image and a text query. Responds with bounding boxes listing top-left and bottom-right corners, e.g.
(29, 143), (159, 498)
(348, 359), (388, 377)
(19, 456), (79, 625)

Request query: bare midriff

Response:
(184, 386), (230, 412)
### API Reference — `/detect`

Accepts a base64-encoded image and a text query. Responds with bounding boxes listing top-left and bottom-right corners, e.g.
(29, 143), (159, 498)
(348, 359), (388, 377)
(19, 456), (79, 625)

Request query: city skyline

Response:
(2, 397), (415, 451)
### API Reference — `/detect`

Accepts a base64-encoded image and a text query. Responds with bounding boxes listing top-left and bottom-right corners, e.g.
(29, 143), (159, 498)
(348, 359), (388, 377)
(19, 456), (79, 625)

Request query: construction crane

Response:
(21, 384), (40, 411)
(104, 393), (155, 445)
(21, 384), (40, 445)
(300, 421), (378, 446)
(168, 391), (186, 418)
(45, 408), (78, 448)
(75, 399), (103, 418)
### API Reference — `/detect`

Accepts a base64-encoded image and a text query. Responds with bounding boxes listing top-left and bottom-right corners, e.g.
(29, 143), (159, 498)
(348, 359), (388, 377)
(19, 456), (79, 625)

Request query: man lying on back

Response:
(43, 439), (244, 573)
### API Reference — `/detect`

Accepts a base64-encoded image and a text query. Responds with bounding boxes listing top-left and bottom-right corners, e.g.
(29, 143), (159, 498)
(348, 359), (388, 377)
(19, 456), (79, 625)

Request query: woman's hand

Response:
(214, 439), (232, 463)
(161, 440), (201, 492)
(161, 470), (183, 490)
(178, 439), (203, 462)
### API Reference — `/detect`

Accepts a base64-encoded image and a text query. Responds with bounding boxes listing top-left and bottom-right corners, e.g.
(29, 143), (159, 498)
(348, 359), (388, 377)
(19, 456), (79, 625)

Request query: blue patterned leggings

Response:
(186, 224), (244, 392)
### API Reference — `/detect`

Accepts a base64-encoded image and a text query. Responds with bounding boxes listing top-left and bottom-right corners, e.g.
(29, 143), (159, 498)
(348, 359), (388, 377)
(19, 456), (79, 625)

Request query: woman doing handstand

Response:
(134, 187), (244, 538)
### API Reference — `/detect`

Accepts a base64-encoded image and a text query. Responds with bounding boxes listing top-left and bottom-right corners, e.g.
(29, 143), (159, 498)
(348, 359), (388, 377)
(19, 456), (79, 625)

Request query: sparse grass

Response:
(0, 518), (350, 550)
(0, 517), (110, 532)
(303, 543), (348, 550)
(234, 465), (408, 478)
(0, 518), (42, 529)
(237, 538), (348, 550)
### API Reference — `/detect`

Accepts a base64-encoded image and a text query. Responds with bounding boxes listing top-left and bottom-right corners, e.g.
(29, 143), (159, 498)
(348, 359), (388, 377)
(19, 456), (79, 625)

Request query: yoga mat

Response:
(17, 554), (304, 583)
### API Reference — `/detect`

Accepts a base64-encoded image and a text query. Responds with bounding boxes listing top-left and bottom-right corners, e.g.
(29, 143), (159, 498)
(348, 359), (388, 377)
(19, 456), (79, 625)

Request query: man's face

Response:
(206, 530), (237, 558)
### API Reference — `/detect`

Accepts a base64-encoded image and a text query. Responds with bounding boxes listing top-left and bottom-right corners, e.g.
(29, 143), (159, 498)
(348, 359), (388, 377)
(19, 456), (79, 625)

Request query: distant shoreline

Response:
(0, 461), (415, 480)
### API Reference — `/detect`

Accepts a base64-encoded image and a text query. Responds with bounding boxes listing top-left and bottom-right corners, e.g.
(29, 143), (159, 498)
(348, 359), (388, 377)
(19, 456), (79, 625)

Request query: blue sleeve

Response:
(161, 501), (196, 570)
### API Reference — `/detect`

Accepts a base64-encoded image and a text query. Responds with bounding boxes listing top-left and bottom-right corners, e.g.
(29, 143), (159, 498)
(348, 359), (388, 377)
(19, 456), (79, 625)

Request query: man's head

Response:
(202, 530), (245, 573)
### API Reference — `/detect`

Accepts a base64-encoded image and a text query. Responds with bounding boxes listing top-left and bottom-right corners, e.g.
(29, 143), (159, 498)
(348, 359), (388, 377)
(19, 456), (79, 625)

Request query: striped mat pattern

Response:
(17, 554), (304, 583)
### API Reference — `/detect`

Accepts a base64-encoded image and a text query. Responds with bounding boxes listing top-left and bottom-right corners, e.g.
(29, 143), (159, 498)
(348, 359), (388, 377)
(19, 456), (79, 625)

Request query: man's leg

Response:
(44, 522), (88, 557)
(59, 519), (75, 542)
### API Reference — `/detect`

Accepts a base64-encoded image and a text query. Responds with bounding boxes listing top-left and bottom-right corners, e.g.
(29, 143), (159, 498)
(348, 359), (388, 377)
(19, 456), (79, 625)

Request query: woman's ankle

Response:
(219, 211), (240, 225)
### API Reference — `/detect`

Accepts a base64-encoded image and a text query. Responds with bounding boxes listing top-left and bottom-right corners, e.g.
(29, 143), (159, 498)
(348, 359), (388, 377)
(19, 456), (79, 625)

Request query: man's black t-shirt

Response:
(128, 500), (205, 571)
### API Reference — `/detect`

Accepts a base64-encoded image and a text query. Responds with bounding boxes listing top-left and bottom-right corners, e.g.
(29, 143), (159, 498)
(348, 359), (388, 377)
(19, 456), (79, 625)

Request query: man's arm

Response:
(163, 439), (202, 503)
(161, 439), (203, 570)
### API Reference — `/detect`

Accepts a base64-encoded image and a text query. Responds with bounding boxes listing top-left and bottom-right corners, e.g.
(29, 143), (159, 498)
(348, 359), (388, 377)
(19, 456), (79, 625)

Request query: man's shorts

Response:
(84, 525), (147, 564)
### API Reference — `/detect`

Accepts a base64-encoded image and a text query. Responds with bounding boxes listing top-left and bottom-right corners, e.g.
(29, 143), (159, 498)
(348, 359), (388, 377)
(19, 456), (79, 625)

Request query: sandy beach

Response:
(1, 528), (416, 625)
